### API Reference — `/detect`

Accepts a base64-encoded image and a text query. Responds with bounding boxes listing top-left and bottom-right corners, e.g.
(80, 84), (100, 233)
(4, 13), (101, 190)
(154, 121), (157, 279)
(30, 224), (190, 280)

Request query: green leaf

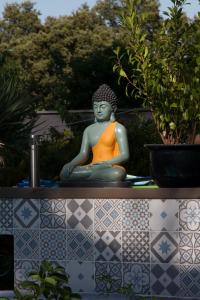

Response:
(44, 277), (57, 286)
(183, 111), (189, 120)
(113, 47), (120, 56)
(29, 274), (41, 280)
(144, 47), (148, 58)
(170, 103), (178, 108)
(119, 68), (127, 78)
(20, 280), (38, 289)
(169, 122), (176, 130)
(113, 64), (118, 72)
(51, 274), (69, 282)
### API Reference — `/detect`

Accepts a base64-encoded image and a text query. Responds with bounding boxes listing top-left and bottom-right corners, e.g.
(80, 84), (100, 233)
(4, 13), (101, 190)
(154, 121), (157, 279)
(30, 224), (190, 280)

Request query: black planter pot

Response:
(145, 144), (200, 187)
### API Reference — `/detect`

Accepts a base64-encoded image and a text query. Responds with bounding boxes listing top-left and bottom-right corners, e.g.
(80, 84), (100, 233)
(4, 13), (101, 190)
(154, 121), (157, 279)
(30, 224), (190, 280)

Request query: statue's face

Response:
(93, 101), (113, 122)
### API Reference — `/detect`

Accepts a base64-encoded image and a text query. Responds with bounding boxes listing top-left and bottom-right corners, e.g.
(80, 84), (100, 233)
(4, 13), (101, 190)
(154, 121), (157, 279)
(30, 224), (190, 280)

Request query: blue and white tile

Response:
(67, 261), (95, 293)
(151, 264), (180, 296)
(179, 232), (193, 264)
(123, 263), (150, 295)
(122, 231), (150, 263)
(94, 199), (121, 231)
(179, 199), (200, 231)
(151, 231), (179, 263)
(40, 199), (67, 229)
(95, 262), (122, 293)
(15, 260), (39, 286)
(180, 232), (200, 264)
(67, 230), (94, 261)
(0, 198), (13, 228)
(180, 265), (200, 297)
(40, 230), (66, 260)
(14, 229), (39, 259)
(95, 231), (122, 262)
(67, 199), (93, 230)
(14, 199), (39, 228)
(149, 199), (179, 231)
(122, 199), (149, 231)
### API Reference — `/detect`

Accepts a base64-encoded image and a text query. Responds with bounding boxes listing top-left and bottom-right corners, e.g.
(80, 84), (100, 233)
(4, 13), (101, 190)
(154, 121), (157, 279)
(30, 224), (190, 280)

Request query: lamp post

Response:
(30, 134), (40, 187)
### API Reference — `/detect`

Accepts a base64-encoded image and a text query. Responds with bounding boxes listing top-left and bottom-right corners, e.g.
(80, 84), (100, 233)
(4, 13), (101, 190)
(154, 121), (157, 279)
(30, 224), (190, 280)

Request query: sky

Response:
(0, 0), (199, 22)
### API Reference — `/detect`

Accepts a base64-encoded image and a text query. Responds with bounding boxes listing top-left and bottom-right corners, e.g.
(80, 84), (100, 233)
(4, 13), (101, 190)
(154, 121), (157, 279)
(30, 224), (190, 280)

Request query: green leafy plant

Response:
(114, 0), (200, 144)
(97, 273), (134, 297)
(14, 260), (81, 300)
(97, 272), (158, 299)
(0, 53), (37, 183)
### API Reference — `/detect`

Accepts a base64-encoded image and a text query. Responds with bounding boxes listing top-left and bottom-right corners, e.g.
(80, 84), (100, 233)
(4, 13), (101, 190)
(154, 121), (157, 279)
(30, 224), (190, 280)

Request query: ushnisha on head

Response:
(92, 84), (118, 112)
(92, 84), (118, 122)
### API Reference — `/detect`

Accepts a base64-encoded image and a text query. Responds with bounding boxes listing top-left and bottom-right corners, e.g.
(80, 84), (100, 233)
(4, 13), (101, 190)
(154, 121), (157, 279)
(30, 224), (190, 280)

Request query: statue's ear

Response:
(110, 112), (116, 122)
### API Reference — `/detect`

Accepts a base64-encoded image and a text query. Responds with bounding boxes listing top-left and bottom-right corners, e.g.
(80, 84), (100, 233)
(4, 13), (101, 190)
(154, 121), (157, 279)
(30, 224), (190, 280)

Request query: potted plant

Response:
(114, 0), (200, 187)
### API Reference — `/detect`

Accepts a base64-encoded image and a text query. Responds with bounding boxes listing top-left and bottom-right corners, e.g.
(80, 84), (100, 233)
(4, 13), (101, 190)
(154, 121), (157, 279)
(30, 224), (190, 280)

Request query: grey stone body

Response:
(60, 100), (129, 182)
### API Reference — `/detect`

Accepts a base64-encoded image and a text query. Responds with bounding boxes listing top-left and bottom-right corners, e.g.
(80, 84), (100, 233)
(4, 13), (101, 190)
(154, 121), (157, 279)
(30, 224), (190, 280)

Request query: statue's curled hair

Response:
(92, 84), (118, 112)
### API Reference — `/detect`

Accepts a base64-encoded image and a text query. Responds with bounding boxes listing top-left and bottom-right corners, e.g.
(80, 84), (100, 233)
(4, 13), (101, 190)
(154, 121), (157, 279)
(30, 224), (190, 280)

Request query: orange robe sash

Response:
(91, 122), (120, 164)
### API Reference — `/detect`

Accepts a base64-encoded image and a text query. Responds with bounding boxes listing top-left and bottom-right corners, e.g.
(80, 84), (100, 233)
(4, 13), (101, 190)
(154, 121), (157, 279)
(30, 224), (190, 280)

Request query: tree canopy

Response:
(0, 0), (161, 111)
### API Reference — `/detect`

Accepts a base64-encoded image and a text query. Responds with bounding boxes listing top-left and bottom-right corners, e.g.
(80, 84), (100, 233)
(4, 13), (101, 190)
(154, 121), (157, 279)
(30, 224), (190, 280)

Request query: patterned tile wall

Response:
(1, 197), (200, 299)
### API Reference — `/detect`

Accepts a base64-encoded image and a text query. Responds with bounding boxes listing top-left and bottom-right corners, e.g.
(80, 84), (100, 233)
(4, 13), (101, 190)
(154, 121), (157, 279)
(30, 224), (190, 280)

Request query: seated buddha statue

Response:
(60, 84), (129, 182)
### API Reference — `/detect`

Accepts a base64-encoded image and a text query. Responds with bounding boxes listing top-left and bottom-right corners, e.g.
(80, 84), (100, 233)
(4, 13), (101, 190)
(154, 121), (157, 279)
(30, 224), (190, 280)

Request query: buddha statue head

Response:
(92, 84), (118, 122)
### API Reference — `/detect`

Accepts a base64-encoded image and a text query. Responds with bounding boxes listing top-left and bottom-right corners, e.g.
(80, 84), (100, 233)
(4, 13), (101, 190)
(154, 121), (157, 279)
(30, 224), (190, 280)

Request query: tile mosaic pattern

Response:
(180, 265), (200, 297)
(40, 229), (66, 260)
(67, 261), (95, 293)
(40, 199), (66, 228)
(123, 263), (150, 295)
(151, 231), (179, 263)
(179, 200), (200, 231)
(151, 264), (180, 296)
(67, 230), (94, 261)
(95, 262), (122, 293)
(122, 199), (149, 231)
(95, 231), (121, 262)
(14, 199), (39, 228)
(179, 232), (200, 264)
(149, 199), (179, 231)
(0, 198), (13, 228)
(122, 231), (150, 262)
(14, 229), (39, 259)
(95, 199), (121, 231)
(2, 197), (200, 299)
(67, 199), (93, 230)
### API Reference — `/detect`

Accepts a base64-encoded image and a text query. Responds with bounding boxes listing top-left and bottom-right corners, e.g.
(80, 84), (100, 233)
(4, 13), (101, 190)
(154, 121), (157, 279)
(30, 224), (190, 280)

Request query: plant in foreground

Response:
(14, 260), (81, 300)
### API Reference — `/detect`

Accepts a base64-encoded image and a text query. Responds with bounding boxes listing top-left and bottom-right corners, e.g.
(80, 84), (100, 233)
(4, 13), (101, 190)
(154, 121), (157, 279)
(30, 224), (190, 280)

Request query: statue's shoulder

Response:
(115, 121), (127, 134)
(86, 123), (96, 130)
(115, 121), (127, 130)
(83, 123), (96, 134)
